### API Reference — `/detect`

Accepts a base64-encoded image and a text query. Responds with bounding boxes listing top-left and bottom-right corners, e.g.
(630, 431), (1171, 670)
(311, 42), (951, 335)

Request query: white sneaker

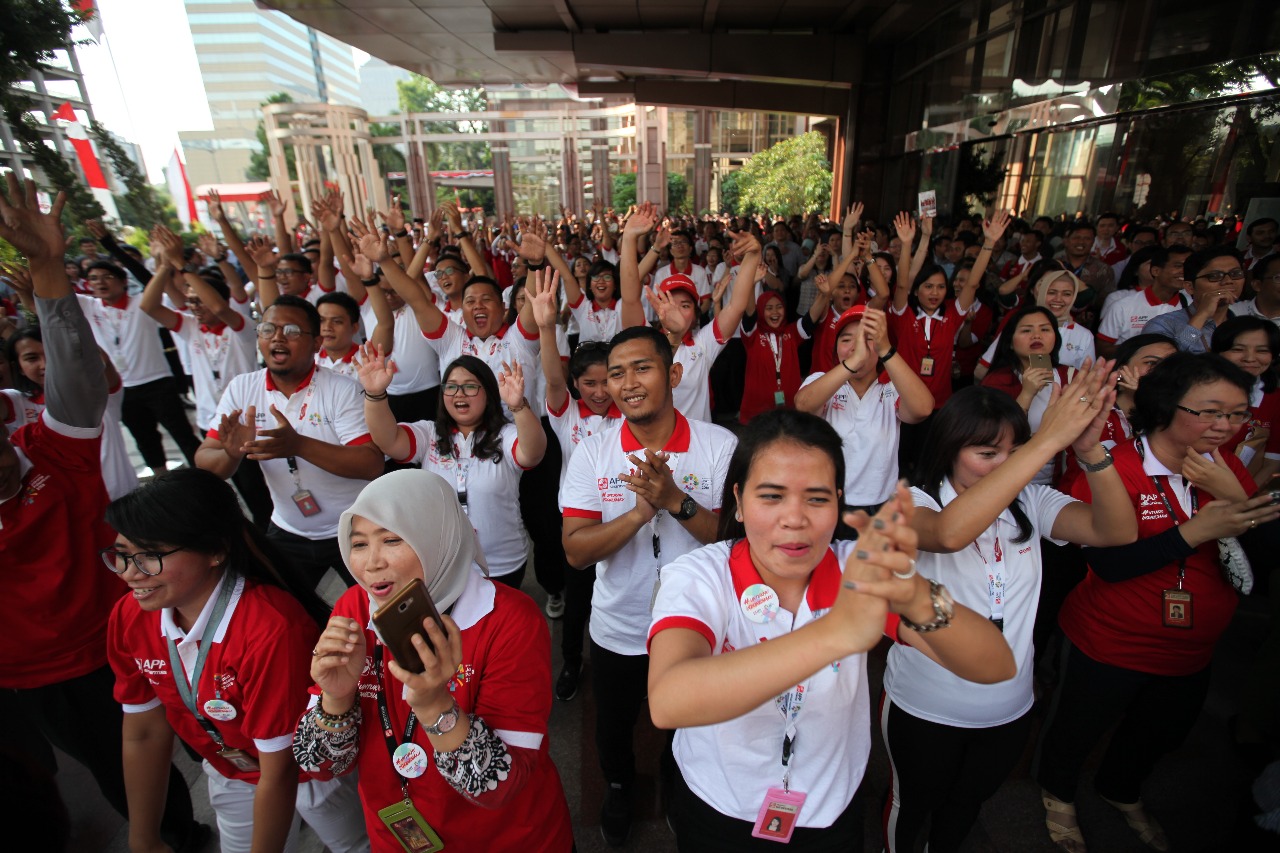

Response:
(544, 593), (565, 619)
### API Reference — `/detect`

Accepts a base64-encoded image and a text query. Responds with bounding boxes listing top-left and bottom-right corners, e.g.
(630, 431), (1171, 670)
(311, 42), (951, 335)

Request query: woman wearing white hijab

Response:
(293, 470), (573, 852)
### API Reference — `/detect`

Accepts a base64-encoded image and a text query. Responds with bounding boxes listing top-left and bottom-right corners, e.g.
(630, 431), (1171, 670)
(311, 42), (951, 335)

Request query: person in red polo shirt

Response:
(0, 176), (203, 851)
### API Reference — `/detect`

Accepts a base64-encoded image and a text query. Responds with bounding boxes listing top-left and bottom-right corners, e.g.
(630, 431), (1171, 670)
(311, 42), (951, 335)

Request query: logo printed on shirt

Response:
(135, 658), (169, 682)
(23, 473), (51, 505)
(681, 473), (701, 492)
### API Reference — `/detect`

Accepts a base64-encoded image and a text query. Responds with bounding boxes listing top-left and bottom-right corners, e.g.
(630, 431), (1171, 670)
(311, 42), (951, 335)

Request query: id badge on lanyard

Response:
(1149, 470), (1198, 630)
(373, 647), (446, 852)
(918, 313), (935, 377)
(972, 519), (1005, 632)
(767, 333), (785, 406)
(751, 682), (809, 843)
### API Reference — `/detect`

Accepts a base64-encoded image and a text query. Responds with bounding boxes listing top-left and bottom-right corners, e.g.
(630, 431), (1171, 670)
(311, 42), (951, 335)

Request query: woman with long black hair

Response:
(105, 468), (367, 853)
(880, 364), (1137, 853)
(359, 350), (546, 588)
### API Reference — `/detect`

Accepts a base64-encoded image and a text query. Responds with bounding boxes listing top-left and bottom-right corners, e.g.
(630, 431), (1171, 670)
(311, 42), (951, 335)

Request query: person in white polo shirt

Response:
(78, 259), (201, 473)
(530, 269), (623, 701)
(358, 347), (546, 587)
(195, 296), (383, 593)
(795, 305), (934, 515)
(619, 205), (760, 422)
(561, 326), (737, 846)
(881, 367), (1136, 853)
(1097, 246), (1191, 357)
(646, 410), (1014, 851)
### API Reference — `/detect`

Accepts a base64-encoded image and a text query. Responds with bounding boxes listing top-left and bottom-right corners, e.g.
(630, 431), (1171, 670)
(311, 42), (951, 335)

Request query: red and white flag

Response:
(71, 0), (105, 43)
(50, 102), (109, 190)
(166, 148), (199, 228)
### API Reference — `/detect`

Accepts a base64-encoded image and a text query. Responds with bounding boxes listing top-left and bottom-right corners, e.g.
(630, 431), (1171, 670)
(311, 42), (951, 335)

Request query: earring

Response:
(734, 509), (743, 522)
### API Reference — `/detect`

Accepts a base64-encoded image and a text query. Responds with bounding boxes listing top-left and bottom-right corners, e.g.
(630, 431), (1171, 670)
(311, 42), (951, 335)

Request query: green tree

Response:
(246, 92), (296, 182)
(667, 173), (688, 213)
(737, 131), (832, 217)
(369, 122), (407, 177)
(612, 173), (637, 209)
(90, 120), (169, 227)
(718, 168), (750, 215)
(397, 75), (490, 172)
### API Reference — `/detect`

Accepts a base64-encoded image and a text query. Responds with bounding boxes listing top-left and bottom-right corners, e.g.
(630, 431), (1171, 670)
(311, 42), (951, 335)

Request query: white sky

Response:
(74, 0), (367, 182)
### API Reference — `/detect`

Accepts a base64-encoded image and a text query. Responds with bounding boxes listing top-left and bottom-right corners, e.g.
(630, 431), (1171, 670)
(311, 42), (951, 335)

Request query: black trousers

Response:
(562, 563), (597, 664)
(265, 523), (355, 592)
(1033, 639), (1212, 804)
(881, 696), (1033, 853)
(0, 665), (197, 849)
(121, 376), (201, 470)
(896, 415), (934, 484)
(669, 761), (865, 852)
(490, 562), (527, 591)
(520, 417), (566, 597)
(230, 457), (273, 531)
(589, 640), (649, 787)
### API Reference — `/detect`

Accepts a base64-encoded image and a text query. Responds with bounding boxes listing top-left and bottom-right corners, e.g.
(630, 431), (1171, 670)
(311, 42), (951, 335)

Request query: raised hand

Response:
(311, 195), (340, 233)
(343, 251), (374, 281)
(266, 189), (287, 218)
(982, 209), (1012, 244)
(644, 284), (678, 330)
(497, 360), (526, 409)
(385, 614), (464, 717)
(815, 273), (833, 298)
(197, 232), (223, 261)
(85, 219), (109, 240)
(356, 229), (389, 264)
(1036, 358), (1116, 452)
(624, 202), (658, 237)
(441, 200), (463, 233)
(206, 189), (225, 221)
(843, 202), (864, 234)
(853, 230), (872, 259)
(862, 308), (890, 355)
(517, 227), (547, 263)
(383, 194), (406, 233)
(153, 225), (187, 271)
(529, 268), (560, 329)
(355, 342), (397, 395)
(0, 175), (67, 264)
(727, 229), (760, 263)
(894, 211), (917, 248)
(652, 227), (671, 252)
(246, 235), (278, 269)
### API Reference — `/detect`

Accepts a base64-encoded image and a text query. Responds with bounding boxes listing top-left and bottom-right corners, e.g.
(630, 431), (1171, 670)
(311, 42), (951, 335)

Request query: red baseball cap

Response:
(659, 274), (699, 303)
(831, 305), (868, 339)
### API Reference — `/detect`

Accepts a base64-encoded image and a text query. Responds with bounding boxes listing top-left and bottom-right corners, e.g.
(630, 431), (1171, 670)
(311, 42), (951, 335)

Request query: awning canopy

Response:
(195, 182), (273, 203)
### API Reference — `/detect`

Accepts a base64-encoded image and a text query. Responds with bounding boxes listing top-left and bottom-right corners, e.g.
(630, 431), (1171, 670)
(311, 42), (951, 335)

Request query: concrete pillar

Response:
(636, 106), (668, 208)
(590, 117), (611, 209)
(490, 119), (515, 219)
(693, 109), (712, 214)
(561, 136), (582, 213)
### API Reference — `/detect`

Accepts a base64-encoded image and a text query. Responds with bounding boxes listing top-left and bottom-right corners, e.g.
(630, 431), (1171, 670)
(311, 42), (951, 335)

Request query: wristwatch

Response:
(1078, 446), (1114, 474)
(899, 580), (955, 633)
(423, 698), (460, 736)
(675, 496), (698, 521)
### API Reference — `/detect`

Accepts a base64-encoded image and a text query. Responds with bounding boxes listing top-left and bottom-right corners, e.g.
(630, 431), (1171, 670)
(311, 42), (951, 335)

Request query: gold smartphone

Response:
(1028, 353), (1052, 371)
(372, 579), (444, 675)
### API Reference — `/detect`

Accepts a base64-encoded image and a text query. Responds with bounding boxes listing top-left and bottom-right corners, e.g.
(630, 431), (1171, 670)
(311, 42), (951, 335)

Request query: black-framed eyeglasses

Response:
(100, 547), (184, 577)
(1194, 268), (1246, 283)
(276, 267), (305, 277)
(256, 322), (310, 340)
(1175, 405), (1250, 425)
(442, 382), (482, 397)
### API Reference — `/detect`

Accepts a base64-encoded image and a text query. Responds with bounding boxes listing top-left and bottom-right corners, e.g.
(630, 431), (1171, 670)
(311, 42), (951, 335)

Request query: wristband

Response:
(841, 359), (858, 376)
(878, 345), (897, 363)
(258, 272), (276, 278)
(394, 228), (408, 239)
(363, 390), (389, 402)
(507, 397), (529, 413)
(316, 697), (359, 724)
(361, 273), (380, 287)
(452, 231), (469, 240)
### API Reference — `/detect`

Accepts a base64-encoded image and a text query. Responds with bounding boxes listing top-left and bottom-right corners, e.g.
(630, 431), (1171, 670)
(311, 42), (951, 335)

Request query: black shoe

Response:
(556, 659), (582, 701)
(600, 782), (631, 847)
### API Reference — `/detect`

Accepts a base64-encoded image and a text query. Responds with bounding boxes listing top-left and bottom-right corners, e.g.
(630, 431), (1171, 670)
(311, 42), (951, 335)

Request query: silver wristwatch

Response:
(423, 698), (460, 736)
(1078, 446), (1114, 474)
(899, 580), (955, 633)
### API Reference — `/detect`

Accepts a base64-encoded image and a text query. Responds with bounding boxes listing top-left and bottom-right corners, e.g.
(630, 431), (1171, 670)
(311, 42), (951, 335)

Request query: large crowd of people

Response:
(2, 170), (1279, 852)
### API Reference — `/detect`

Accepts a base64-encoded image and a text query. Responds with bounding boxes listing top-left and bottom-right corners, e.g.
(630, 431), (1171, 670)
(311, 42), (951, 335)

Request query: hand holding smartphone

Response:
(371, 578), (446, 675)
(1028, 353), (1052, 371)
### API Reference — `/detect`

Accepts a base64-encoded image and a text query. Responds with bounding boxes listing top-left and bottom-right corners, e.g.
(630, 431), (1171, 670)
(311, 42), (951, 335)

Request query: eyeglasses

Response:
(1261, 274), (1280, 284)
(1195, 268), (1246, 283)
(1175, 405), (1251, 425)
(442, 382), (482, 397)
(100, 547), (184, 576)
(436, 267), (465, 276)
(590, 274), (616, 282)
(256, 322), (310, 340)
(276, 267), (305, 276)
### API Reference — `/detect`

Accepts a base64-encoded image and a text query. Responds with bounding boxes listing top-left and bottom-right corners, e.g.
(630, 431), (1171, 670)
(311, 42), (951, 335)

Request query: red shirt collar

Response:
(727, 539), (843, 612)
(592, 297), (619, 311)
(324, 343), (359, 364)
(620, 410), (691, 453)
(1143, 287), (1180, 307)
(265, 363), (316, 393)
(103, 294), (129, 310)
(200, 320), (228, 335)
(577, 398), (622, 420)
(468, 322), (508, 341)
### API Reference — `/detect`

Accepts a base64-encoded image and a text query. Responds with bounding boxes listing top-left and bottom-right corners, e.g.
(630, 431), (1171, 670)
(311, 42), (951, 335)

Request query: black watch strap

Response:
(676, 496), (698, 521)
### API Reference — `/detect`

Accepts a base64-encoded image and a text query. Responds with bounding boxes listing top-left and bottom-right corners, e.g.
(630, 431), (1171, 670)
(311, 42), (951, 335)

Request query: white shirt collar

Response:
(1140, 434), (1211, 478)
(160, 573), (243, 644)
(365, 565), (495, 636)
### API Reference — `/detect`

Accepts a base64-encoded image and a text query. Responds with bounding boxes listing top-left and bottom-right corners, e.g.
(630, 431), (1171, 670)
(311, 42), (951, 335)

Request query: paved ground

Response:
(60, 413), (1277, 852)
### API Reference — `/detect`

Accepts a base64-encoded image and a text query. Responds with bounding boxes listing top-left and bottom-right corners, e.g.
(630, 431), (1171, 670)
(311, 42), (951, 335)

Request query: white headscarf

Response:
(338, 470), (487, 613)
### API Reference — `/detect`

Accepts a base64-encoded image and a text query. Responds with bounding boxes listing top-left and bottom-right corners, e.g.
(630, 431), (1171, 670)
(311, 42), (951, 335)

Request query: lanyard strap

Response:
(775, 681), (809, 792)
(374, 646), (419, 802)
(971, 518), (1005, 622)
(165, 577), (237, 747)
(452, 433), (475, 512)
(765, 332), (783, 385)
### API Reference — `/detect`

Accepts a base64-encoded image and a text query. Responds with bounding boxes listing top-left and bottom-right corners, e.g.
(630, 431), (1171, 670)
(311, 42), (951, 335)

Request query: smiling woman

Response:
(294, 470), (574, 852)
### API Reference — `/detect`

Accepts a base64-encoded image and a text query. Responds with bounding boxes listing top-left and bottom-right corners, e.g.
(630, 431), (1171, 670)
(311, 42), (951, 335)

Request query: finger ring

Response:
(311, 649), (321, 656)
(892, 558), (917, 581)
(1251, 519), (1257, 527)
(1079, 396), (1089, 403)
